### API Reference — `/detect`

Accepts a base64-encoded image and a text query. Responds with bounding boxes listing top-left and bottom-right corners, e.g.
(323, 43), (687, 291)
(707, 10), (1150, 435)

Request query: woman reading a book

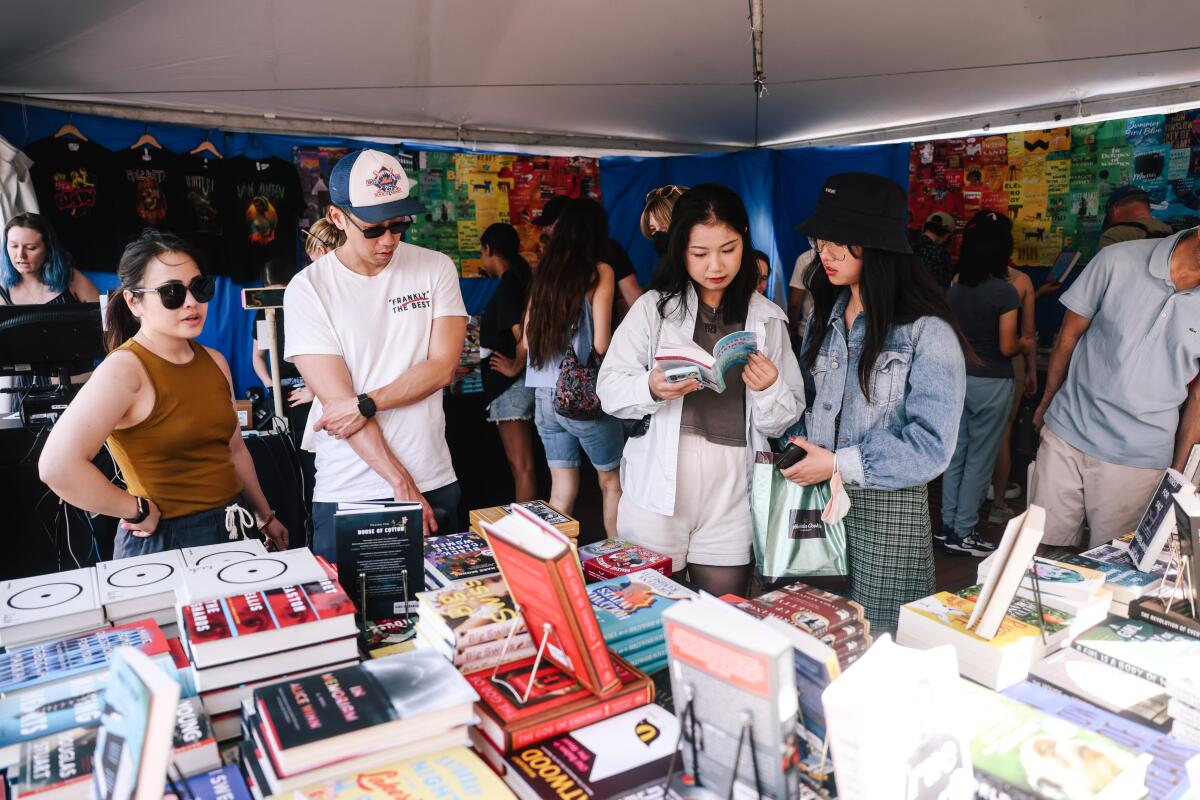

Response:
(598, 184), (805, 596)
(39, 230), (288, 557)
(523, 197), (624, 534)
(782, 172), (971, 632)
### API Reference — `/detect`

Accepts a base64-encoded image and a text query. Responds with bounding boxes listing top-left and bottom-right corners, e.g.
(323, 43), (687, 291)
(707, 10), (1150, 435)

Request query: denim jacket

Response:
(787, 291), (966, 490)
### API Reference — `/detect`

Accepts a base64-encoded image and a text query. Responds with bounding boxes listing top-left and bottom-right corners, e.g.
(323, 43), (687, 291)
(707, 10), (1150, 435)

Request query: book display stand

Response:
(1024, 560), (1053, 648)
(488, 607), (556, 704)
(660, 687), (770, 799)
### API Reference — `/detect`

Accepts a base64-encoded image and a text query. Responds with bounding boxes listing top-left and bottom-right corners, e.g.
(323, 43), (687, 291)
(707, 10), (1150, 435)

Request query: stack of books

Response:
(469, 500), (579, 540)
(414, 575), (533, 672)
(977, 552), (1112, 636)
(237, 651), (479, 797)
(1061, 544), (1173, 617)
(96, 551), (189, 638)
(177, 560), (359, 740)
(577, 539), (671, 582)
(466, 654), (655, 771)
(423, 530), (499, 589)
(176, 765), (254, 800)
(0, 567), (107, 648)
(735, 583), (871, 668)
(586, 568), (695, 675)
(1166, 673), (1200, 748)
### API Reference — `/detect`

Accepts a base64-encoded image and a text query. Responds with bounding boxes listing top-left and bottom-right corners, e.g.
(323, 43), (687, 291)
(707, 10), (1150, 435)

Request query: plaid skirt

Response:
(844, 484), (936, 633)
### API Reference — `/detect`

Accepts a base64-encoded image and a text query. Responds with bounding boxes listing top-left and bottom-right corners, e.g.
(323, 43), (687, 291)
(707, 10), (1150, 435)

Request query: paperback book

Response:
(1072, 615), (1200, 688)
(334, 504), (424, 617)
(180, 548), (328, 604)
(1128, 469), (1192, 572)
(0, 620), (169, 695)
(170, 765), (252, 800)
(284, 746), (515, 800)
(416, 574), (527, 651)
(0, 567), (105, 648)
(587, 569), (695, 645)
(1029, 647), (1171, 731)
(423, 531), (498, 589)
(470, 502), (579, 540)
(654, 330), (759, 393)
(95, 550), (186, 622)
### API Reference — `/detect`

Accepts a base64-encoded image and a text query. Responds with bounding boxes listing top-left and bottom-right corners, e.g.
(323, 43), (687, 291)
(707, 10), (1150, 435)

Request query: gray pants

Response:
(941, 377), (1013, 537)
(114, 494), (254, 559)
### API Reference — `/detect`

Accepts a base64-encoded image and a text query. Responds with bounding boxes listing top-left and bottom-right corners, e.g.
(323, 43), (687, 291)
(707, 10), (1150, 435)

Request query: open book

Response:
(654, 330), (759, 393)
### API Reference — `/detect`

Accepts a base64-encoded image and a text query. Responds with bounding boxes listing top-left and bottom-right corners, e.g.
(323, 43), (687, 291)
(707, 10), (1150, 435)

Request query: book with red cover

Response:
(180, 578), (356, 668)
(737, 585), (865, 639)
(482, 506), (620, 697)
(466, 653), (653, 752)
(581, 544), (671, 582)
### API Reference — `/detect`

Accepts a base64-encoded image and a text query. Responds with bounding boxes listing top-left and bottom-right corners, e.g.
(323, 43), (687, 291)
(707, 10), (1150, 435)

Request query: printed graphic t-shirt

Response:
(25, 136), (119, 271)
(113, 146), (180, 248)
(283, 242), (468, 501)
(174, 154), (232, 275)
(225, 157), (302, 283)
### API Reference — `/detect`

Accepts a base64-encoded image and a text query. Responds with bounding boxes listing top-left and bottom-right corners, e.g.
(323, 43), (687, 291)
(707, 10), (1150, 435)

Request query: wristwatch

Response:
(357, 393), (377, 419)
(124, 496), (150, 525)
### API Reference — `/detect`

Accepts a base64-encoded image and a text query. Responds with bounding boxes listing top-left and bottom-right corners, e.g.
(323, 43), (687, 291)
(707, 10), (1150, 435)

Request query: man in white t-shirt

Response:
(284, 149), (467, 561)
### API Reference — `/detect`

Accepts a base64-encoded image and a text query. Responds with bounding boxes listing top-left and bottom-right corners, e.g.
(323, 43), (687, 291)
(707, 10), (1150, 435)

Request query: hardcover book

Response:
(0, 620), (169, 695)
(95, 550), (186, 621)
(181, 548), (328, 604)
(1072, 615), (1200, 688)
(467, 653), (653, 753)
(577, 539), (641, 563)
(502, 703), (679, 800)
(483, 506), (619, 697)
(179, 577), (356, 668)
(736, 583), (864, 639)
(581, 544), (672, 582)
(0, 567), (105, 648)
(91, 647), (181, 800)
(416, 575), (526, 650)
(423, 531), (498, 589)
(587, 569), (695, 645)
(334, 504), (424, 618)
(253, 651), (478, 777)
(1128, 469), (1192, 572)
(470, 501), (579, 539)
(1004, 680), (1195, 800)
(12, 725), (98, 800)
(179, 540), (267, 569)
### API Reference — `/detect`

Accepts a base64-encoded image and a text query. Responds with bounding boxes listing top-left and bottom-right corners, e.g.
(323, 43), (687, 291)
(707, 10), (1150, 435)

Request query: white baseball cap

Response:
(329, 149), (425, 223)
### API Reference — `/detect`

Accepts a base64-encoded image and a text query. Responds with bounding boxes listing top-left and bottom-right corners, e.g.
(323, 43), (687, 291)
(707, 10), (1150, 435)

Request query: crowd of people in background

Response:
(14, 145), (1200, 634)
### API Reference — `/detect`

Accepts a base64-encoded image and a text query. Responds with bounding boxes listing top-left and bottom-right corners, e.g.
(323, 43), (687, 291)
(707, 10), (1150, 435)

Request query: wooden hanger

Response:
(52, 114), (87, 142)
(130, 125), (163, 151)
(190, 131), (223, 159)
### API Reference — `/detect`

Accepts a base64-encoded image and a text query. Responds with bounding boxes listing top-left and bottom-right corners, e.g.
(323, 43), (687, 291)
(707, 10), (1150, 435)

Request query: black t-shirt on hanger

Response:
(113, 146), (181, 249)
(225, 157), (303, 284)
(174, 155), (232, 275)
(25, 136), (119, 271)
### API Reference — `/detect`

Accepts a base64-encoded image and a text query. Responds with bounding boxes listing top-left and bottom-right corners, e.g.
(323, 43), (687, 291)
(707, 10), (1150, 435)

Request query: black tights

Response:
(684, 563), (753, 597)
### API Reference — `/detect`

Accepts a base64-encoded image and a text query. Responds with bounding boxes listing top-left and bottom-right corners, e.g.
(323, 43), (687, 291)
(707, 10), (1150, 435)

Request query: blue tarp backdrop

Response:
(0, 101), (910, 395)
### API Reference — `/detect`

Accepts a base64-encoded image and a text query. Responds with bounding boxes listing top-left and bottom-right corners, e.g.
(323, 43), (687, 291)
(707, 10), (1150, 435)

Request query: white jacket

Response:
(598, 287), (805, 516)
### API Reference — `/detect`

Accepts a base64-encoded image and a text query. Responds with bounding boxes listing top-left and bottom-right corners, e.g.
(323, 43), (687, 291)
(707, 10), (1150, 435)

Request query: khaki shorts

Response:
(1008, 356), (1026, 425)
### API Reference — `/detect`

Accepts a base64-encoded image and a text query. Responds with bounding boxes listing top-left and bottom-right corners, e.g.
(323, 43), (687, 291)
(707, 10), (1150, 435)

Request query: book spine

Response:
(555, 554), (619, 695)
(1072, 641), (1166, 687)
(509, 681), (654, 750)
(1129, 600), (1200, 639)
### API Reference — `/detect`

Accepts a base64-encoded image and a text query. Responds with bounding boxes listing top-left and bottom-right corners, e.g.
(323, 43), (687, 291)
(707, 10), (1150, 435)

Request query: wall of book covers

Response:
(909, 111), (1200, 267)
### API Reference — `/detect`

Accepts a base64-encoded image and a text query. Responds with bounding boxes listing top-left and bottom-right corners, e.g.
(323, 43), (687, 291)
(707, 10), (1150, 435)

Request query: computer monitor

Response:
(0, 302), (103, 379)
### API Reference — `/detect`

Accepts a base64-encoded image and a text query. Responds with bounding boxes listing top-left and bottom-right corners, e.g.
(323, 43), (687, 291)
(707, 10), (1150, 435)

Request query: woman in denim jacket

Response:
(782, 173), (971, 632)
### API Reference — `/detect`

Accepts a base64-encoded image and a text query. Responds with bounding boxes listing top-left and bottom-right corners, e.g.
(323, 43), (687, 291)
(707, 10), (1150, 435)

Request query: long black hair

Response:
(956, 211), (1013, 287)
(653, 184), (758, 325)
(802, 246), (975, 401)
(480, 222), (532, 287)
(105, 230), (205, 352)
(526, 197), (608, 367)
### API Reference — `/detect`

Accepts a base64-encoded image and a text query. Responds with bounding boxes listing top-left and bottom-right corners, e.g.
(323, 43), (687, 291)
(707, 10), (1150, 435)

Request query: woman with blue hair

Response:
(2, 213), (98, 306)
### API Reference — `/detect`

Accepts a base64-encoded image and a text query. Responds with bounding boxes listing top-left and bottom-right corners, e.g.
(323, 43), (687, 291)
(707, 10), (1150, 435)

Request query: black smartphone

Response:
(776, 443), (808, 470)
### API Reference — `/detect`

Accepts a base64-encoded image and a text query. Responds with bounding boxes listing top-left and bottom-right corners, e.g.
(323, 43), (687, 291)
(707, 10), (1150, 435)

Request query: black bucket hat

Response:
(795, 172), (913, 254)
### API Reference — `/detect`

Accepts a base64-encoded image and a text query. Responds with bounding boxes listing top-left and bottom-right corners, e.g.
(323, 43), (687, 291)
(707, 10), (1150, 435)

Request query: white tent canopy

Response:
(3, 0), (1200, 153)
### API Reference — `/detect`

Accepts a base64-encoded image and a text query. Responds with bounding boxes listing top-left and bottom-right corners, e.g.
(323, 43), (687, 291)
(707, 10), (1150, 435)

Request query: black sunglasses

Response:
(341, 212), (411, 240)
(129, 275), (216, 310)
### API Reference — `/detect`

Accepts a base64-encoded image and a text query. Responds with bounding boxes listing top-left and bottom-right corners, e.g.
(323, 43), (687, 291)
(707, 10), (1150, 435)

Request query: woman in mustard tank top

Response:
(39, 231), (288, 558)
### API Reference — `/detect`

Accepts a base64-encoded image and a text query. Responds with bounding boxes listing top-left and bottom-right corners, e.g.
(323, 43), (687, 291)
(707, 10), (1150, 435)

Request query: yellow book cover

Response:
(289, 746), (515, 800)
(906, 592), (1041, 648)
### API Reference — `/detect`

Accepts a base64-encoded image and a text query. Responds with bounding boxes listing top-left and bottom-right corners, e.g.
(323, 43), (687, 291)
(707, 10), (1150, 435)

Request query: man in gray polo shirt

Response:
(1031, 228), (1200, 548)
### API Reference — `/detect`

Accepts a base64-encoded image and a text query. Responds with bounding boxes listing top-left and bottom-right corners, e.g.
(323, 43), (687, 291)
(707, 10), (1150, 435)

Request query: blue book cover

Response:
(609, 628), (665, 658)
(0, 622), (168, 695)
(169, 765), (251, 800)
(1004, 680), (1195, 800)
(587, 569), (694, 644)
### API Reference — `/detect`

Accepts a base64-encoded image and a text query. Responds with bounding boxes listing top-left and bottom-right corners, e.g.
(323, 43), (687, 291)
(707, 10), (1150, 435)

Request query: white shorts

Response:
(616, 431), (753, 571)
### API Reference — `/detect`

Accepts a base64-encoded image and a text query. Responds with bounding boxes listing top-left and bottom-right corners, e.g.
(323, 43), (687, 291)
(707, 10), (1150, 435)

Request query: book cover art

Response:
(955, 584), (1074, 635)
(417, 574), (525, 648)
(963, 680), (1149, 798)
(0, 567), (103, 634)
(183, 579), (353, 648)
(95, 550), (186, 609)
(255, 665), (396, 752)
(334, 505), (424, 618)
(1072, 616), (1200, 687)
(423, 532), (498, 586)
(288, 746), (513, 800)
(15, 726), (98, 796)
(655, 330), (759, 393)
(587, 569), (695, 644)
(1060, 552), (1163, 590)
(170, 765), (252, 800)
(505, 704), (679, 800)
(181, 549), (327, 604)
(577, 539), (641, 563)
(904, 592), (1043, 647)
(180, 541), (267, 569)
(0, 620), (168, 695)
(582, 545), (672, 581)
(1029, 648), (1170, 730)
(1129, 470), (1188, 571)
